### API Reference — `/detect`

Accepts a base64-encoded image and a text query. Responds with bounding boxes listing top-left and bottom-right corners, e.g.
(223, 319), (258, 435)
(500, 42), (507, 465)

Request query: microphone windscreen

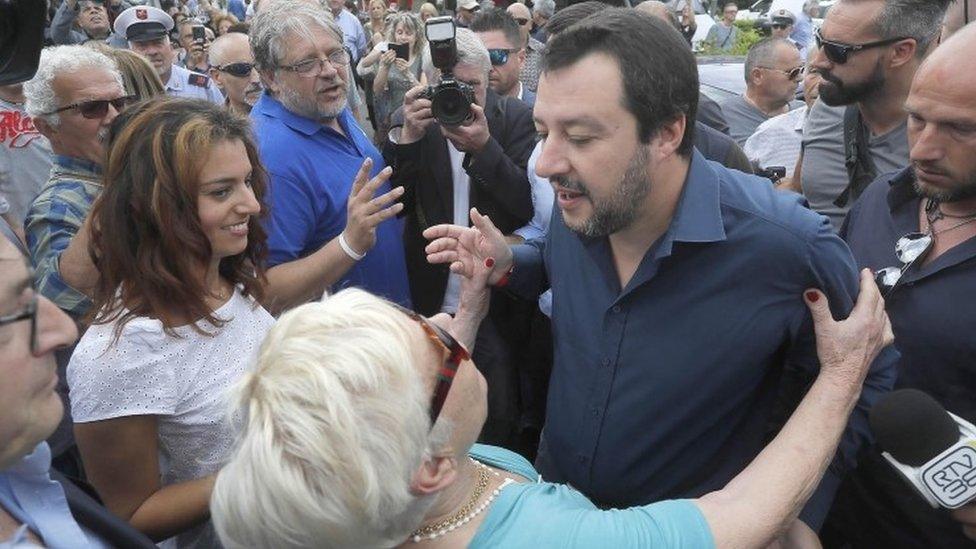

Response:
(869, 389), (960, 467)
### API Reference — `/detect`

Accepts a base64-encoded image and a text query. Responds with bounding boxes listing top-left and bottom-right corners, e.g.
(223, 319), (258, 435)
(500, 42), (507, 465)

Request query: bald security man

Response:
(209, 32), (263, 114)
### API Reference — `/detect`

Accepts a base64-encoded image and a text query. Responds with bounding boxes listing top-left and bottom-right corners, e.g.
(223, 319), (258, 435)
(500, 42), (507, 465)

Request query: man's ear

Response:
(651, 114), (687, 161)
(260, 69), (278, 95)
(889, 38), (919, 69)
(409, 453), (459, 497)
(209, 67), (225, 92)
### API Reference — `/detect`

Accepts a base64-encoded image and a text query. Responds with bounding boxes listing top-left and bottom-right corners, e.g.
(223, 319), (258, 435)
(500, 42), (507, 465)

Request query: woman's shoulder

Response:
(469, 444), (538, 481)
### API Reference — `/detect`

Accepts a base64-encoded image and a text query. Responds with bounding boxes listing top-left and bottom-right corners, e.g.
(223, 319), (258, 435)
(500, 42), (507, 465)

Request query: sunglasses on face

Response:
(217, 62), (256, 77)
(814, 28), (909, 64)
(42, 95), (134, 119)
(0, 287), (38, 354)
(771, 23), (789, 29)
(391, 303), (470, 427)
(514, 17), (530, 25)
(874, 231), (933, 297)
(488, 48), (520, 66)
(759, 65), (805, 81)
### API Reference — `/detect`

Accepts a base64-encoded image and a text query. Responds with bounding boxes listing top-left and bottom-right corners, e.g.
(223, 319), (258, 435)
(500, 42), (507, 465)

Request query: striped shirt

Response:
(25, 155), (101, 317)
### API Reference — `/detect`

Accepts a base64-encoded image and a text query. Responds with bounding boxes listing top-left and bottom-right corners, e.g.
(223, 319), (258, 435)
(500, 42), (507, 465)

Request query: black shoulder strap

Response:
(834, 105), (878, 208)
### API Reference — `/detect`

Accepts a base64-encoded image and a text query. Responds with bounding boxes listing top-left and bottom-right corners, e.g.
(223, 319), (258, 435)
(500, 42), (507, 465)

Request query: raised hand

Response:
(423, 208), (512, 284)
(343, 158), (405, 255)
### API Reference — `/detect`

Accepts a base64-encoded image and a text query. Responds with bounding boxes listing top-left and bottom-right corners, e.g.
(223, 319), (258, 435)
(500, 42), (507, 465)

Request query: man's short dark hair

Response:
(556, 0), (625, 13)
(542, 9), (698, 154)
(546, 1), (608, 35)
(470, 7), (523, 48)
(871, 0), (953, 56)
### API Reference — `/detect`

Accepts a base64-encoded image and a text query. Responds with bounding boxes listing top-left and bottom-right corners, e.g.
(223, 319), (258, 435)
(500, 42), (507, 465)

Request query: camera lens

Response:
(431, 86), (471, 126)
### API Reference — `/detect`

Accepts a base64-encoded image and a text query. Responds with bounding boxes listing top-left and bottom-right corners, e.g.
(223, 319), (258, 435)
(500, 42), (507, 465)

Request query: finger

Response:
(349, 158), (374, 198)
(427, 250), (460, 265)
(450, 260), (472, 277)
(803, 288), (831, 328)
(470, 207), (501, 237)
(423, 224), (468, 242)
(366, 201), (404, 224)
(404, 84), (427, 102)
(369, 186), (405, 210)
(469, 103), (486, 122)
(882, 315), (895, 347)
(428, 313), (453, 331)
(425, 236), (460, 254)
(852, 268), (883, 321)
(358, 166), (393, 199)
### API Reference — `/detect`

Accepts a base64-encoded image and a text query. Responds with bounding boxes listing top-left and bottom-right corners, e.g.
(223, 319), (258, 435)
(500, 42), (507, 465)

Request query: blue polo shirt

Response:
(507, 150), (897, 529)
(251, 93), (411, 306)
(826, 168), (976, 547)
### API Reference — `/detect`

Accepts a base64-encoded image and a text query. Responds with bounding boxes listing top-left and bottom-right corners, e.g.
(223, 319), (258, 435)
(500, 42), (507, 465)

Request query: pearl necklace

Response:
(409, 459), (515, 543)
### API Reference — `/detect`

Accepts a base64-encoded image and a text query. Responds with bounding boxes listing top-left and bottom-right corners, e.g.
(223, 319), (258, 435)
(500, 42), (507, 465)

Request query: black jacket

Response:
(384, 90), (535, 315)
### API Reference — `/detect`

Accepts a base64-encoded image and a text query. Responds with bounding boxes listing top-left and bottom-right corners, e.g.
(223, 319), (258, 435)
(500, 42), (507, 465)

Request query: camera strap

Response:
(834, 105), (878, 208)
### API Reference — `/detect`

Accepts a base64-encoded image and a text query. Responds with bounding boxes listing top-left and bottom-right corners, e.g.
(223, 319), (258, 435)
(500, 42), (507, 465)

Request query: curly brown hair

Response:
(87, 97), (268, 338)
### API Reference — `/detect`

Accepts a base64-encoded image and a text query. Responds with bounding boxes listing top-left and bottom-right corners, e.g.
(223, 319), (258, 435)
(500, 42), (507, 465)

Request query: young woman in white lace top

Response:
(66, 98), (274, 548)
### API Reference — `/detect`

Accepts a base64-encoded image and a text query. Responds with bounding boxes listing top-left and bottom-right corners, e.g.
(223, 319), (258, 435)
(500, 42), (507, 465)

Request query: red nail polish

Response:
(485, 257), (495, 269)
(805, 291), (819, 302)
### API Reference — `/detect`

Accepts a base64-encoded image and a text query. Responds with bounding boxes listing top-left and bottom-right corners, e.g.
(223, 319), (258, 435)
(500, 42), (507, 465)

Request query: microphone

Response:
(870, 389), (976, 509)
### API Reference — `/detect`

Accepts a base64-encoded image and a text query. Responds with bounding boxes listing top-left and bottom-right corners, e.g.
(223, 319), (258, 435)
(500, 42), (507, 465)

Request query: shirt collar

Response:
(2, 443), (51, 477)
(886, 166), (919, 213)
(668, 149), (728, 245)
(53, 154), (102, 176)
(255, 93), (353, 137)
(165, 65), (181, 91)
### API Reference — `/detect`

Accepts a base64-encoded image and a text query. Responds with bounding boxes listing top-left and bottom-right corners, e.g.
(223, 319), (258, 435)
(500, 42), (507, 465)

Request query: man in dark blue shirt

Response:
(823, 25), (976, 548)
(249, 0), (411, 313)
(423, 10), (896, 538)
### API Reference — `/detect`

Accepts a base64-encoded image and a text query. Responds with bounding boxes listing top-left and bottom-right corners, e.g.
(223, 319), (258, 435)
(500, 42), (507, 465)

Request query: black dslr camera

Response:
(419, 16), (475, 126)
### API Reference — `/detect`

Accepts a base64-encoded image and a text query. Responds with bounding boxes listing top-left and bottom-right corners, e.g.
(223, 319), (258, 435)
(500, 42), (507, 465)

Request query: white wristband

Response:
(338, 232), (366, 261)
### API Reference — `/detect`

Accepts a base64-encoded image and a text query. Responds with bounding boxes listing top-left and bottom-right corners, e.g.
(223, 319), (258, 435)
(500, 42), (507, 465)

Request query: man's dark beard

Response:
(912, 165), (976, 203)
(817, 58), (886, 106)
(553, 146), (651, 238)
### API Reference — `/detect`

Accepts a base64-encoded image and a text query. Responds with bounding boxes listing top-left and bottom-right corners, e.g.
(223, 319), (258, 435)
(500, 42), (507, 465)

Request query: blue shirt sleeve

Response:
(785, 215), (898, 529)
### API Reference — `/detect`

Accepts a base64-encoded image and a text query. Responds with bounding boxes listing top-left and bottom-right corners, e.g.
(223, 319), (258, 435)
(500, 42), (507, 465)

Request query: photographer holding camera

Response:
(384, 19), (535, 450)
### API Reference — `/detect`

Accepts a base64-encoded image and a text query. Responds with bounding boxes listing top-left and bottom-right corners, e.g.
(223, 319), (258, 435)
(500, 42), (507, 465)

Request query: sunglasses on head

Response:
(488, 48), (520, 66)
(217, 62), (256, 77)
(814, 28), (909, 64)
(390, 303), (470, 427)
(42, 95), (134, 119)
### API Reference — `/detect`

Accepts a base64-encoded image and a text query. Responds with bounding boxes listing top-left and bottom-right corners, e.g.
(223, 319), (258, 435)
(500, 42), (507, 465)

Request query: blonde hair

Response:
(86, 43), (164, 101)
(211, 290), (450, 548)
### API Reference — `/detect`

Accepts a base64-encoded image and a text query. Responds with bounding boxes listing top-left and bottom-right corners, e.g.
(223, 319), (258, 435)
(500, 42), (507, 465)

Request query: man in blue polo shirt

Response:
(249, 0), (410, 313)
(424, 10), (897, 541)
(823, 23), (976, 548)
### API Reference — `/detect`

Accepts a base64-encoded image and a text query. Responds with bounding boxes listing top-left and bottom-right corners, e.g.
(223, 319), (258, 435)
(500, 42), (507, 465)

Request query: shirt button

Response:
(578, 455), (587, 464)
(611, 305), (622, 314)
(601, 358), (611, 367)
(590, 407), (599, 417)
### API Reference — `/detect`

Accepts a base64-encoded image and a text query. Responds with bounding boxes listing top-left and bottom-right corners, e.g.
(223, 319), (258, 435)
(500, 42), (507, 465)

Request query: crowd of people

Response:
(1, 0), (976, 546)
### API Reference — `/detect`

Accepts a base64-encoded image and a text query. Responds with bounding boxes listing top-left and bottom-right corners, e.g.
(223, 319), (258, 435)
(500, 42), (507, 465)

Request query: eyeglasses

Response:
(0, 288), (38, 354)
(391, 303), (470, 426)
(42, 95), (134, 119)
(758, 65), (805, 81)
(513, 16), (530, 25)
(771, 23), (791, 29)
(874, 232), (933, 296)
(814, 28), (909, 64)
(488, 48), (520, 66)
(280, 51), (350, 77)
(216, 62), (256, 77)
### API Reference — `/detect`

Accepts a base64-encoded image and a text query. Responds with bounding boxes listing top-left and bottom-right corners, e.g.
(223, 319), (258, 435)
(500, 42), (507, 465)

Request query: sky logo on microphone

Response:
(921, 443), (976, 508)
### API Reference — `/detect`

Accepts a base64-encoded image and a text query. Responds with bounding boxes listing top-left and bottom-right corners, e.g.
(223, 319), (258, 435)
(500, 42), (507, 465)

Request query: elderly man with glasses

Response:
(248, 0), (411, 313)
(208, 31), (263, 114)
(721, 37), (805, 147)
(795, 0), (951, 230)
(823, 22), (976, 548)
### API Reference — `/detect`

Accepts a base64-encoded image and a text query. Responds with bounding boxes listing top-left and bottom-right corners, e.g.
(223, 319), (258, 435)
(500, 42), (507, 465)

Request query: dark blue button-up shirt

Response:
(508, 151), (897, 528)
(829, 168), (976, 547)
(251, 94), (411, 306)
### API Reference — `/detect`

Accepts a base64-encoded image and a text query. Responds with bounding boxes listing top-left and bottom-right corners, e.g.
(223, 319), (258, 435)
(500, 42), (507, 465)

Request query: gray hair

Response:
(454, 27), (491, 77)
(744, 37), (793, 85)
(24, 45), (123, 127)
(534, 0), (555, 18)
(386, 12), (428, 57)
(249, 0), (345, 73)
(872, 0), (952, 57)
(211, 289), (453, 548)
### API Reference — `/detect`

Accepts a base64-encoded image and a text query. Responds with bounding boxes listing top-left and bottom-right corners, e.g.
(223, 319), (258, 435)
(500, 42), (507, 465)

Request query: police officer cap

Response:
(771, 8), (795, 25)
(114, 6), (175, 42)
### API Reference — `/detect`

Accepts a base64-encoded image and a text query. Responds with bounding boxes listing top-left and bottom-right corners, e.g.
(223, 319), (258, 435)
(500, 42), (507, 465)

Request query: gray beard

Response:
(278, 84), (348, 122)
(912, 166), (976, 203)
